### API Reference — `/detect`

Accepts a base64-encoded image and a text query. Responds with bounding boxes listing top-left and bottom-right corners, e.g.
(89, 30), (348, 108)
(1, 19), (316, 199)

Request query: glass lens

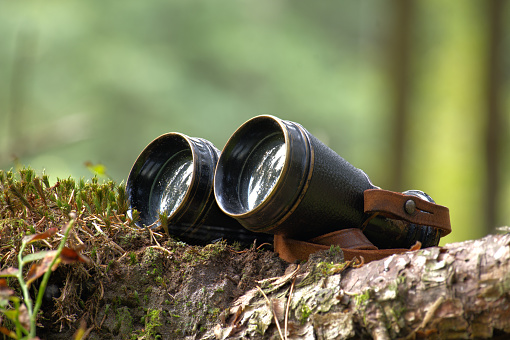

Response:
(239, 133), (286, 211)
(149, 149), (193, 221)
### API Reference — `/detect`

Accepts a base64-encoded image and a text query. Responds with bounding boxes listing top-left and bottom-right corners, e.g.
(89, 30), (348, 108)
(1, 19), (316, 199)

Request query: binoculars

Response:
(126, 115), (451, 261)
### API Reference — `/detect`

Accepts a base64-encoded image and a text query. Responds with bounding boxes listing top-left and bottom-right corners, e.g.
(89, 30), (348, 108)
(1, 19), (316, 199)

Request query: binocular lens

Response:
(126, 132), (273, 246)
(215, 115), (315, 234)
(148, 149), (193, 220)
(127, 133), (198, 228)
(239, 133), (286, 212)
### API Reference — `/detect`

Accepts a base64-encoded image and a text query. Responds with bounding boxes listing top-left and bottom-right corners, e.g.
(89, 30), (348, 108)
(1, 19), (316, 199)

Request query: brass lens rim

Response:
(126, 132), (218, 229)
(214, 115), (314, 233)
(215, 115), (289, 216)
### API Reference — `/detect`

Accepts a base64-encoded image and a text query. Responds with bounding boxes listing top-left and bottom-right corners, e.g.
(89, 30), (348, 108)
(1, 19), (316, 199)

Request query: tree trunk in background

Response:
(485, 0), (504, 234)
(390, 0), (414, 192)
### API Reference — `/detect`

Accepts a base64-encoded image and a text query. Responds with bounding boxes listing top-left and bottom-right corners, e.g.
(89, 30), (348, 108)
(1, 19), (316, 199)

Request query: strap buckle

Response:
(364, 189), (451, 237)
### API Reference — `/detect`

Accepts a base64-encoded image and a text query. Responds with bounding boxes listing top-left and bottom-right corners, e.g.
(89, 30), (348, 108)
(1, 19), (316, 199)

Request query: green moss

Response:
(300, 304), (312, 324)
(104, 303), (111, 316)
(90, 246), (97, 259)
(128, 252), (137, 265)
(207, 307), (221, 320)
(181, 241), (227, 264)
(134, 309), (162, 339)
(115, 306), (134, 336)
(354, 289), (371, 307)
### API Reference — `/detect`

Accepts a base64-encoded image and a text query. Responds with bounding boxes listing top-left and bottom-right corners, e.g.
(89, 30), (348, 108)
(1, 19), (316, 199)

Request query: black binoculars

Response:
(126, 115), (451, 258)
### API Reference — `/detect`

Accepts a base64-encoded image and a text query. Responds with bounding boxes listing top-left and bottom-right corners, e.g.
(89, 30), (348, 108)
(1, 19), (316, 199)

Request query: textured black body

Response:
(269, 130), (376, 240)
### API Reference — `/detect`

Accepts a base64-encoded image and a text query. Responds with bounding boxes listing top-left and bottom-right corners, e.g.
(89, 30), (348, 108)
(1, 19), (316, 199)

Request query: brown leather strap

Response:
(274, 229), (409, 263)
(364, 189), (451, 236)
(308, 228), (377, 250)
(273, 189), (451, 263)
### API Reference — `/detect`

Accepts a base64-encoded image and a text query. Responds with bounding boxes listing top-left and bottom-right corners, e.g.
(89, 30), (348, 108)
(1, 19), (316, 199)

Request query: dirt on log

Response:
(37, 232), (510, 340)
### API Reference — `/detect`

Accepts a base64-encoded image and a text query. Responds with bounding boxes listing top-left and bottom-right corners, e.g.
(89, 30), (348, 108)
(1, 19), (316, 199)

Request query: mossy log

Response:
(212, 233), (510, 340)
(2, 169), (509, 339)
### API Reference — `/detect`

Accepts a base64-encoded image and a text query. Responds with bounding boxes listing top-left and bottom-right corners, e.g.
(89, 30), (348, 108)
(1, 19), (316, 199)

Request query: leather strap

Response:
(308, 228), (377, 250)
(364, 189), (451, 236)
(274, 230), (410, 263)
(273, 189), (451, 263)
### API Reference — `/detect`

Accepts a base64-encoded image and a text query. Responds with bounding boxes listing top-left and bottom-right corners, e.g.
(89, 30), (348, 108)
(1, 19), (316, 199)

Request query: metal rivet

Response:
(404, 199), (416, 215)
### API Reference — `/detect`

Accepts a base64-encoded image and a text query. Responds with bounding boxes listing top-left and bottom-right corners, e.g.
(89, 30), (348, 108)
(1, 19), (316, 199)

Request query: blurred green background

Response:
(1, 1), (509, 245)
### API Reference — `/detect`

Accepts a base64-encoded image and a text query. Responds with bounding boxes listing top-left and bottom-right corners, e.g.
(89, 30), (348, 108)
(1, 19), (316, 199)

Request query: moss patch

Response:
(0, 168), (288, 339)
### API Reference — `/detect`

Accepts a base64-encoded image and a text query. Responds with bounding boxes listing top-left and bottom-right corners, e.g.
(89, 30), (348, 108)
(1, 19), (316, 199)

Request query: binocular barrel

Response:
(126, 133), (272, 246)
(214, 115), (441, 249)
(214, 116), (374, 238)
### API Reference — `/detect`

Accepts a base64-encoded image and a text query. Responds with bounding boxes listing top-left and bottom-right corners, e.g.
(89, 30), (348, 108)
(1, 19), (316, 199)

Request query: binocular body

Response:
(126, 115), (450, 253)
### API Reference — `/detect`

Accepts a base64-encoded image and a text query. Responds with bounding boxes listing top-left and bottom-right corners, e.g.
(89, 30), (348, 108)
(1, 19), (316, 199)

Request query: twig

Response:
(99, 280), (104, 300)
(284, 275), (297, 340)
(33, 216), (47, 231)
(146, 226), (161, 247)
(147, 245), (173, 257)
(113, 210), (125, 224)
(78, 224), (96, 239)
(67, 189), (75, 206)
(73, 232), (85, 246)
(353, 256), (365, 268)
(92, 221), (105, 235)
(256, 243), (272, 250)
(419, 296), (444, 330)
(109, 240), (125, 255)
(233, 242), (272, 254)
(405, 296), (445, 340)
(0, 248), (13, 264)
(257, 286), (284, 340)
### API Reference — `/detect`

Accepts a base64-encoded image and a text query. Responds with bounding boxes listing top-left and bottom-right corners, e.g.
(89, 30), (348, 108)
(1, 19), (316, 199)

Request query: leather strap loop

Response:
(364, 189), (451, 236)
(274, 232), (409, 263)
(308, 228), (377, 250)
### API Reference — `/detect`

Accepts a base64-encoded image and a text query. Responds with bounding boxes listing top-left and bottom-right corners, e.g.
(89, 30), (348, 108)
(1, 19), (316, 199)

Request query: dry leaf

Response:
(60, 247), (91, 264)
(18, 304), (30, 330)
(0, 278), (14, 298)
(23, 227), (58, 244)
(410, 241), (422, 251)
(0, 326), (17, 339)
(73, 319), (93, 340)
(25, 251), (58, 287)
(0, 268), (19, 278)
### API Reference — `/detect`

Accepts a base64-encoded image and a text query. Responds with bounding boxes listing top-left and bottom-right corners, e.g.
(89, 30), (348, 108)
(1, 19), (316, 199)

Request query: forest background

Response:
(1, 0), (509, 246)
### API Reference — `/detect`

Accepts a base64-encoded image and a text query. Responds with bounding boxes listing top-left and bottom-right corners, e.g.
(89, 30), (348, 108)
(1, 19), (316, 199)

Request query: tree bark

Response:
(213, 233), (510, 339)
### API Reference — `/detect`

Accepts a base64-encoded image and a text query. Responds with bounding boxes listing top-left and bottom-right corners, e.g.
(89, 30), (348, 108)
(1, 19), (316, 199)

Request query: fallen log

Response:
(212, 233), (510, 340)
